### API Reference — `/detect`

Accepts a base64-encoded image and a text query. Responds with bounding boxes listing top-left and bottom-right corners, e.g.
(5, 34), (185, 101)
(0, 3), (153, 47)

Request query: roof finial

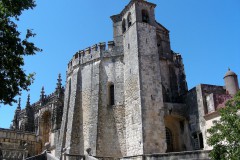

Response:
(228, 67), (231, 71)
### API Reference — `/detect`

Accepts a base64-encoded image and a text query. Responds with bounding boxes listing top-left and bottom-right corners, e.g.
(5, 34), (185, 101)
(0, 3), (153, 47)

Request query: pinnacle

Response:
(17, 97), (21, 110)
(40, 86), (45, 101)
(41, 86), (45, 94)
(26, 94), (31, 107)
(56, 73), (62, 92)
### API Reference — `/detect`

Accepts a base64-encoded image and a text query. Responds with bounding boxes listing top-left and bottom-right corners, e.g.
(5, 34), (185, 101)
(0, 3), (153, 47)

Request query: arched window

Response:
(142, 10), (149, 23)
(109, 84), (115, 105)
(166, 127), (173, 152)
(122, 19), (126, 33)
(127, 12), (132, 28)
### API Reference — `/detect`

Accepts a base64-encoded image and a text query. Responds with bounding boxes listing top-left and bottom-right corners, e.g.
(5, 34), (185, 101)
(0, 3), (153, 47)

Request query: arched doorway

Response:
(164, 115), (190, 152)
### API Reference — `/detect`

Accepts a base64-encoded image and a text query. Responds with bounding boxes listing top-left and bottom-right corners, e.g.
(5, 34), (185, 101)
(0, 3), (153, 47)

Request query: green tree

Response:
(207, 91), (240, 160)
(0, 0), (42, 105)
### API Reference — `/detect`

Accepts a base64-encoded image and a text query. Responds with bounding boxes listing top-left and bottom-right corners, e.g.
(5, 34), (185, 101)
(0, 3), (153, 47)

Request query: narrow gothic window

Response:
(127, 13), (132, 28)
(109, 84), (115, 105)
(122, 19), (126, 33)
(142, 10), (149, 23)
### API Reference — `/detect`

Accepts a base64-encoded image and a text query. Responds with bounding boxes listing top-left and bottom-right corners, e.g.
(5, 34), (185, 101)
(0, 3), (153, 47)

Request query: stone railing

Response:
(1, 148), (25, 160)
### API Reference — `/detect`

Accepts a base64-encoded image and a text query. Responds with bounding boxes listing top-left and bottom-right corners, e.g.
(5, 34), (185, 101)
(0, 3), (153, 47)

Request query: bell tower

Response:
(121, 0), (167, 156)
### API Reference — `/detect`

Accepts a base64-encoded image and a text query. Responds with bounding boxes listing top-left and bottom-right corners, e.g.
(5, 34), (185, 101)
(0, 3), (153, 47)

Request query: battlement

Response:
(67, 41), (123, 74)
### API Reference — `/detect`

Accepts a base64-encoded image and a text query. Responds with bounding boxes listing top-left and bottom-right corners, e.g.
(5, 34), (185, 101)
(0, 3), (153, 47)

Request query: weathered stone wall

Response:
(58, 42), (126, 158)
(63, 68), (82, 155)
(123, 5), (143, 155)
(97, 56), (126, 157)
(137, 21), (166, 154)
(58, 60), (101, 156)
(81, 61), (100, 155)
(159, 60), (171, 101)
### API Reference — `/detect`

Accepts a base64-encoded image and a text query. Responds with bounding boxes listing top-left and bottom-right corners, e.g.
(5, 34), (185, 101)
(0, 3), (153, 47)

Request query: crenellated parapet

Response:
(67, 41), (123, 75)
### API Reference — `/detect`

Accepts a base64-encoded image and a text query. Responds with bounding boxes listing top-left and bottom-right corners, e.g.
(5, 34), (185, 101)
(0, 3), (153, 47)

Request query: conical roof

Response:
(224, 68), (237, 78)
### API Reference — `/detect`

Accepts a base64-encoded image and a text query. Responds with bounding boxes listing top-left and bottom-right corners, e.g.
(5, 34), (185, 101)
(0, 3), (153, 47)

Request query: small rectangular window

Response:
(110, 84), (115, 105)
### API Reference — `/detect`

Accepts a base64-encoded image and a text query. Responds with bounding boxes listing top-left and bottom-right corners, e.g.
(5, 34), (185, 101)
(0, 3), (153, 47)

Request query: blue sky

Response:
(0, 0), (239, 128)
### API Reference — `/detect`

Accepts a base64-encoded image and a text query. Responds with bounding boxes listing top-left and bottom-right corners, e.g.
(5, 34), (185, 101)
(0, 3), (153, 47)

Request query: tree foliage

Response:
(0, 0), (42, 105)
(207, 91), (240, 160)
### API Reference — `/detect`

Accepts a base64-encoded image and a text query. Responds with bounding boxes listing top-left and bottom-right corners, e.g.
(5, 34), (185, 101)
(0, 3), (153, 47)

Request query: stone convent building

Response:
(0, 0), (239, 159)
